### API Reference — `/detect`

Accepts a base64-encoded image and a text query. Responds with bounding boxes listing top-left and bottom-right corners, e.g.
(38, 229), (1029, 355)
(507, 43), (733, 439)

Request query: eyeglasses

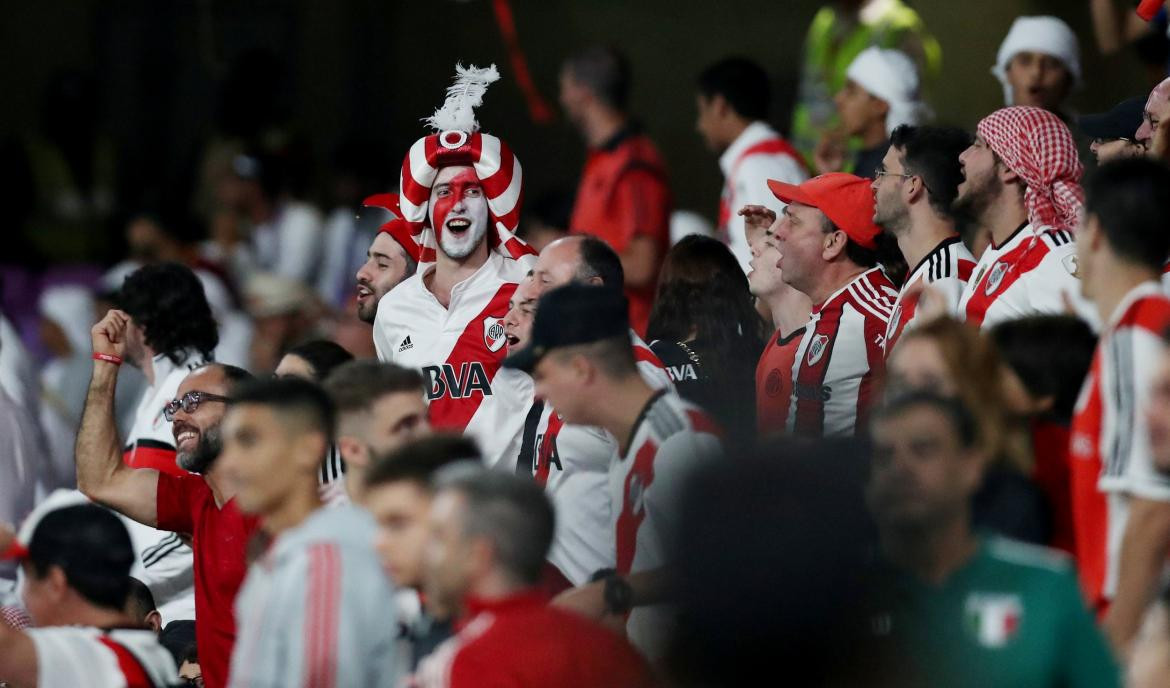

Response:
(164, 391), (231, 422)
(874, 167), (936, 198)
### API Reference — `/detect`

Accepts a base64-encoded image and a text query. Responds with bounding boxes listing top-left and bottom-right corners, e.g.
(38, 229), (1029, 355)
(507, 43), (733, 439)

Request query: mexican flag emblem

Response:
(964, 593), (1023, 648)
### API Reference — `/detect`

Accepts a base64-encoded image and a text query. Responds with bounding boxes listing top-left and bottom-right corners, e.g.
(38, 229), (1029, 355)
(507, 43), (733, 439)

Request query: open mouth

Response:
(356, 283), (374, 303)
(174, 425), (200, 450)
(505, 333), (520, 347)
(446, 218), (471, 234)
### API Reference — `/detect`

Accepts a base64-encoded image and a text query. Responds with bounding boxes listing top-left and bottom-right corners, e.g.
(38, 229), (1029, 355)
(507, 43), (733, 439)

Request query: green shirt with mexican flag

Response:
(883, 535), (1119, 688)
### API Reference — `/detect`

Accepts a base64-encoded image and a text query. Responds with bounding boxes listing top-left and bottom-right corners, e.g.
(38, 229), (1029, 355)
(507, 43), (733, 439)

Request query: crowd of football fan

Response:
(5, 2), (1170, 686)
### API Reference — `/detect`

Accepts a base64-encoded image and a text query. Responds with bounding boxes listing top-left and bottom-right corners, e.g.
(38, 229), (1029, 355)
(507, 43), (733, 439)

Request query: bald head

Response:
(531, 235), (623, 298)
(1137, 78), (1170, 147)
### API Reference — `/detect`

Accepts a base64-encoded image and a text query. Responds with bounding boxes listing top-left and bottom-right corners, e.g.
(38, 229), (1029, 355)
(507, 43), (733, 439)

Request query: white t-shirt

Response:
(373, 252), (536, 468)
(27, 626), (176, 688)
(251, 200), (325, 286)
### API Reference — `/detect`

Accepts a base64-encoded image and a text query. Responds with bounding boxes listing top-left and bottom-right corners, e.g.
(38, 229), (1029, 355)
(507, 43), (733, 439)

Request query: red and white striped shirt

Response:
(884, 237), (976, 355)
(786, 268), (896, 437)
(27, 627), (176, 688)
(959, 223), (1080, 330)
(1068, 282), (1170, 608)
(612, 391), (722, 659)
(374, 252), (536, 468)
(519, 333), (672, 586)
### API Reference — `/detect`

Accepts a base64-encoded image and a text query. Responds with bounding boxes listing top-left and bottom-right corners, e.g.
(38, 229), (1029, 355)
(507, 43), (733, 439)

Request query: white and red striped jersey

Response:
(884, 237), (976, 355)
(959, 223), (1080, 330)
(1069, 282), (1170, 607)
(518, 334), (672, 586)
(374, 252), (536, 468)
(717, 122), (808, 272)
(229, 505), (400, 688)
(613, 391), (722, 659)
(786, 268), (896, 437)
(27, 627), (177, 688)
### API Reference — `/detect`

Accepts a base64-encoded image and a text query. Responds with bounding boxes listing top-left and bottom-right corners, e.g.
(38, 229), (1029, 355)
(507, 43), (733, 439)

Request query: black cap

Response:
(502, 283), (629, 373)
(1078, 97), (1146, 141)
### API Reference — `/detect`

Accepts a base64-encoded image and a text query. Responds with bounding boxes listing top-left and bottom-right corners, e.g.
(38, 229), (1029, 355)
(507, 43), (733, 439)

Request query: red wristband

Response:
(92, 352), (123, 366)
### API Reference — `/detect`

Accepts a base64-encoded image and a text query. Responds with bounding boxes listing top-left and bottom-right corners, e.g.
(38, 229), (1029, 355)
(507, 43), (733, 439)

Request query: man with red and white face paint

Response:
(374, 65), (537, 469)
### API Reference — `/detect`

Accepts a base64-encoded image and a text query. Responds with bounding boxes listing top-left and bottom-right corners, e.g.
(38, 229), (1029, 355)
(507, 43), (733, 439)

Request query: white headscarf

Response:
(992, 16), (1082, 106)
(38, 285), (95, 357)
(846, 47), (932, 136)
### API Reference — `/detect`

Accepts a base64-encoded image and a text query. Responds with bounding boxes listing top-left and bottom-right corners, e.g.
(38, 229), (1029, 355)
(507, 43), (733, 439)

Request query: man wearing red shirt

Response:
(414, 467), (656, 688)
(77, 311), (258, 688)
(561, 46), (672, 336)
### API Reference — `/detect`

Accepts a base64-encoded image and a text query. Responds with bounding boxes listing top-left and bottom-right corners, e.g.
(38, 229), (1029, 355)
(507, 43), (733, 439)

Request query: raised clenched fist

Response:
(90, 309), (131, 359)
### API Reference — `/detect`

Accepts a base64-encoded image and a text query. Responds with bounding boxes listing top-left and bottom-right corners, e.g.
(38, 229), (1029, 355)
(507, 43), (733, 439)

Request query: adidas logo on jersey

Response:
(398, 336), (413, 352)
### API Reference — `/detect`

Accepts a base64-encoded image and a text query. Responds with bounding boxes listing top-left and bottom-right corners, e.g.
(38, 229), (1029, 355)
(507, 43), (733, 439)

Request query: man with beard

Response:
(374, 65), (536, 469)
(76, 306), (256, 688)
(954, 107), (1084, 330)
(870, 125), (975, 354)
(75, 264), (218, 627)
(354, 194), (418, 326)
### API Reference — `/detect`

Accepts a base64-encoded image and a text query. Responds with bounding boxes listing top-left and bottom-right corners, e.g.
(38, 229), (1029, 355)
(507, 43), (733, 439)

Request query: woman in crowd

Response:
(647, 235), (769, 444)
(886, 317), (1050, 545)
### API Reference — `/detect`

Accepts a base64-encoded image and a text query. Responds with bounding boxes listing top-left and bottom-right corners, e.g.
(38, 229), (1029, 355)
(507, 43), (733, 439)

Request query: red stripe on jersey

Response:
(616, 440), (658, 575)
(427, 282), (518, 432)
(633, 345), (666, 370)
(885, 287), (920, 354)
(957, 257), (976, 281)
(685, 408), (722, 438)
(1069, 353), (1109, 610)
(535, 412), (565, 485)
(304, 543), (341, 688)
(123, 439), (186, 477)
(97, 637), (153, 688)
(1116, 293), (1170, 332)
(717, 138), (808, 230)
(964, 236), (1052, 327)
(793, 306), (845, 437)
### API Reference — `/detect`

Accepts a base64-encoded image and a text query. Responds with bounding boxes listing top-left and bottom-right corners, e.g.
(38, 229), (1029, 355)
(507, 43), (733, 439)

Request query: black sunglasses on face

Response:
(164, 391), (231, 422)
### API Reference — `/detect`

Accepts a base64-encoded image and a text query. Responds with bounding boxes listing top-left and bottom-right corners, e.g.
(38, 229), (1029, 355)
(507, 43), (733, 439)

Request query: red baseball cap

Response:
(767, 173), (883, 250)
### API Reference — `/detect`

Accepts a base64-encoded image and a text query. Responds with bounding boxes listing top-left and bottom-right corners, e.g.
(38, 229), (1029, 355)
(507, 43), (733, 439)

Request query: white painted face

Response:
(429, 165), (490, 260)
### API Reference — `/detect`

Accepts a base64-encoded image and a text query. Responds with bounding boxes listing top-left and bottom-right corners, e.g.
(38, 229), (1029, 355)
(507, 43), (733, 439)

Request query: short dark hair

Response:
(282, 340), (354, 381)
(433, 464), (555, 585)
(323, 360), (425, 413)
(1084, 157), (1170, 272)
(125, 576), (157, 620)
(990, 316), (1096, 423)
(116, 263), (219, 365)
(558, 335), (638, 380)
(888, 125), (973, 218)
(26, 505), (135, 611)
(563, 46), (631, 110)
(229, 377), (336, 445)
(574, 235), (625, 288)
(365, 434), (481, 490)
(697, 57), (770, 121)
(870, 390), (979, 449)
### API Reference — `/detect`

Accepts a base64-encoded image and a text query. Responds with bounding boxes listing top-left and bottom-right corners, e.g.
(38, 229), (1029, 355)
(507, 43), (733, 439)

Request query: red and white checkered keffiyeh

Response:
(396, 130), (535, 265)
(1, 605), (32, 630)
(977, 106), (1084, 232)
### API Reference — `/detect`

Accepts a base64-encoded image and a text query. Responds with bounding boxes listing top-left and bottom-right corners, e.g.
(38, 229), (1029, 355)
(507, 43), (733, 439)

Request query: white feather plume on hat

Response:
(423, 63), (501, 133)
